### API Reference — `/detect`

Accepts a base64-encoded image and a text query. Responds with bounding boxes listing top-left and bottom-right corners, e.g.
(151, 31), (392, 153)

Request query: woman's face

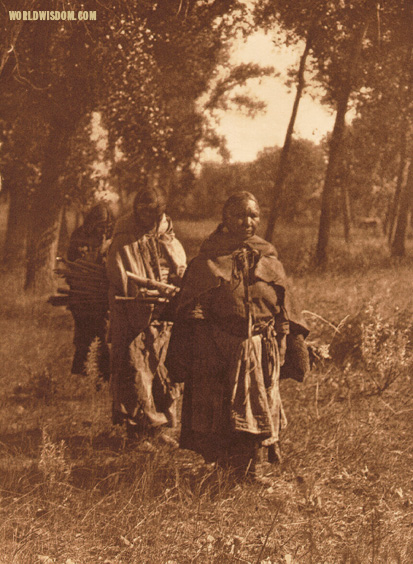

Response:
(224, 198), (260, 240)
(135, 206), (164, 231)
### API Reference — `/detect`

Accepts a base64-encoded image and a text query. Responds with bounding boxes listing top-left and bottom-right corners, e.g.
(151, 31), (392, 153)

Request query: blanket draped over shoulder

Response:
(166, 225), (309, 463)
(177, 226), (308, 335)
(106, 212), (186, 430)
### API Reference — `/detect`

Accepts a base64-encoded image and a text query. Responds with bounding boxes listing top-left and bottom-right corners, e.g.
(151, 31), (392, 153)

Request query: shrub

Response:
(330, 301), (412, 395)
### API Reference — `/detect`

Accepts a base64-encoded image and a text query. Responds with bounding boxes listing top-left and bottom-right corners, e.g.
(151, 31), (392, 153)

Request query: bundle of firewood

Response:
(48, 260), (181, 310)
(49, 258), (109, 313)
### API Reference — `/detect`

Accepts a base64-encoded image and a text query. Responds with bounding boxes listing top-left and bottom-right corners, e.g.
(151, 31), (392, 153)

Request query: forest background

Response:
(0, 1), (412, 563)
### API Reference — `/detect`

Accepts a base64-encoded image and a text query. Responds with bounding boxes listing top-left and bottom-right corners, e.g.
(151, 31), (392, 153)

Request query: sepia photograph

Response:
(0, 1), (412, 562)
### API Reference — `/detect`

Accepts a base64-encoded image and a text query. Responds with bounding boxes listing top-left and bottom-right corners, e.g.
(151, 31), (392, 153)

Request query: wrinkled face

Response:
(224, 198), (260, 240)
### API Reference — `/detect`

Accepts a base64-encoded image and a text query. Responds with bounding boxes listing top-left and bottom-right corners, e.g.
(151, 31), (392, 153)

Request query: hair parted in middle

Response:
(133, 187), (167, 213)
(222, 191), (260, 221)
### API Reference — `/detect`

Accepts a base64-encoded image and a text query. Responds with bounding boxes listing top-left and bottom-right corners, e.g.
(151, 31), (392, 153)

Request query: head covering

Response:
(176, 224), (309, 337)
(133, 188), (167, 214)
(83, 203), (114, 235)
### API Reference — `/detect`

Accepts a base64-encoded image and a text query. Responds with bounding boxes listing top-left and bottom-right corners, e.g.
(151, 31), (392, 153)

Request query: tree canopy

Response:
(0, 0), (412, 290)
(1, 0), (272, 290)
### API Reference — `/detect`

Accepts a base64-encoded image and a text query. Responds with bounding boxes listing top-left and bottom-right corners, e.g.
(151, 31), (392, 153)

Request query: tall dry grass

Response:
(0, 220), (412, 563)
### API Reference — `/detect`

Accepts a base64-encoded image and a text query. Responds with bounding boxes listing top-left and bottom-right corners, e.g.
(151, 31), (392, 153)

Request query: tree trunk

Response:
(2, 182), (28, 267)
(24, 193), (64, 294)
(386, 45), (412, 242)
(24, 128), (68, 294)
(315, 16), (371, 267)
(391, 158), (412, 257)
(265, 32), (312, 242)
(387, 141), (408, 243)
(57, 205), (70, 258)
(341, 183), (352, 243)
(315, 95), (350, 266)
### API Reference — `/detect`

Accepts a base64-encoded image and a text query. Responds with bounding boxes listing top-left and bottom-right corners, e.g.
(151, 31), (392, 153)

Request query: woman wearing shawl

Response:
(166, 191), (309, 478)
(106, 188), (186, 442)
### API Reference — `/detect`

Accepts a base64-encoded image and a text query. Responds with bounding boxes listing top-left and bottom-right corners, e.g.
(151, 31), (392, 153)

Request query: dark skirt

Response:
(173, 321), (286, 468)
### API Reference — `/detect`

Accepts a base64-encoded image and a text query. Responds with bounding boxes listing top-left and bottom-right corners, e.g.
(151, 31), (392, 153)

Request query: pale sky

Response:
(202, 32), (335, 163)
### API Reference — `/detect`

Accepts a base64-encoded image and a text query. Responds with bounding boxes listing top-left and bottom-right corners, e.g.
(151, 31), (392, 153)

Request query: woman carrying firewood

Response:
(67, 202), (114, 379)
(106, 188), (186, 444)
(165, 192), (310, 481)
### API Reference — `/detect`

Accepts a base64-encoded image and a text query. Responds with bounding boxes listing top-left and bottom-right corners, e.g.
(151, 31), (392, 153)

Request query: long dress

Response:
(106, 211), (186, 435)
(166, 224), (309, 472)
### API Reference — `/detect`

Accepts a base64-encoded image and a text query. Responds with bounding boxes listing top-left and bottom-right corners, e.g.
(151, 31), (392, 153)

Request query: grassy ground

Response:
(0, 220), (412, 563)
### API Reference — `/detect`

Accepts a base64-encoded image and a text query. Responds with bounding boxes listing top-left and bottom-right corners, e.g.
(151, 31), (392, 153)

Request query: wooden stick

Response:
(55, 268), (105, 279)
(57, 288), (70, 294)
(76, 259), (106, 272)
(115, 295), (168, 303)
(48, 296), (107, 306)
(62, 258), (105, 271)
(126, 271), (178, 295)
(69, 281), (107, 287)
(67, 289), (107, 296)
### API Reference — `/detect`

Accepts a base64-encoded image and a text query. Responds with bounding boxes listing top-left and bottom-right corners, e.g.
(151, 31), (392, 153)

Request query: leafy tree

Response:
(1, 0), (260, 291)
(254, 1), (326, 241)
(264, 33), (313, 240)
(256, 0), (391, 264)
(378, 1), (413, 255)
(191, 161), (253, 217)
(0, 109), (41, 267)
(98, 0), (265, 206)
(327, 0), (413, 253)
(310, 0), (379, 265)
(0, 0), (102, 290)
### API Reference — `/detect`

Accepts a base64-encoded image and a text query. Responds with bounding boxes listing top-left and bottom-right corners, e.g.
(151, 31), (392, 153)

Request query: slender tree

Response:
(387, 44), (413, 247)
(254, 1), (327, 242)
(391, 157), (413, 257)
(315, 0), (377, 266)
(256, 1), (404, 264)
(333, 0), (412, 248)
(265, 31), (313, 241)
